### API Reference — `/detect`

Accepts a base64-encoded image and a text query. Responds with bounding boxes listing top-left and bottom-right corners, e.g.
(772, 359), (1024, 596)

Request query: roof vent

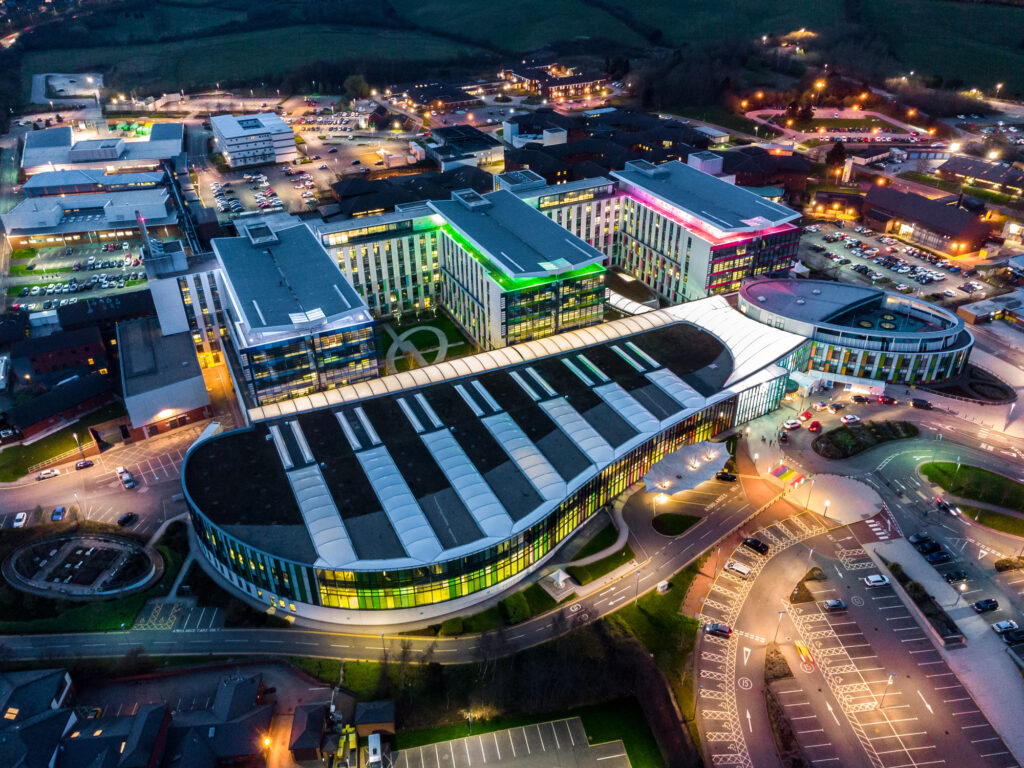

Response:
(757, 296), (766, 303)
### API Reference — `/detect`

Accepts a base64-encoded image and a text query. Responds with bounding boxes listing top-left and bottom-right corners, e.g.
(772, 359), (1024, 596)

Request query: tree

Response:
(343, 74), (369, 100)
(825, 141), (847, 167)
(797, 103), (814, 123)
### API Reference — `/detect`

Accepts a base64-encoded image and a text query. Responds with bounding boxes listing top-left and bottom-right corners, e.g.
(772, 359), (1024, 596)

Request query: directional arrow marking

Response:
(746, 709), (753, 733)
(743, 647), (751, 666)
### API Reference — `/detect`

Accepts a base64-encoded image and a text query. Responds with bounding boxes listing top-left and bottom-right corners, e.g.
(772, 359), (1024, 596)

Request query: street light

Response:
(878, 672), (895, 708)
(953, 581), (968, 608)
(823, 499), (830, 519)
(72, 432), (84, 459)
(772, 609), (786, 644)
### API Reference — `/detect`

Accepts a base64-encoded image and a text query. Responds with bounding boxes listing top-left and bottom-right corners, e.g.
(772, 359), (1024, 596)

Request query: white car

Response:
(863, 574), (890, 587)
(784, 419), (801, 430)
(36, 468), (60, 481)
(993, 620), (1019, 634)
(12, 512), (27, 528)
(841, 414), (861, 425)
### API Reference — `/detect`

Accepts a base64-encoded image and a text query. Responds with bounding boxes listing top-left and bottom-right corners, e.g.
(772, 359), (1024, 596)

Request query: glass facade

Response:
(237, 321), (379, 405)
(187, 388), (789, 615)
(503, 273), (606, 346)
(807, 341), (969, 385)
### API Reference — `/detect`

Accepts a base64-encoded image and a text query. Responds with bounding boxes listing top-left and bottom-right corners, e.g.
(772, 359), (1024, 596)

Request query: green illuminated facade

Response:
(438, 224), (606, 350)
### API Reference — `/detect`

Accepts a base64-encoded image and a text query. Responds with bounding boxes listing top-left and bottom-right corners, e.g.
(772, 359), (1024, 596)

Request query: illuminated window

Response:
(3, 707), (18, 720)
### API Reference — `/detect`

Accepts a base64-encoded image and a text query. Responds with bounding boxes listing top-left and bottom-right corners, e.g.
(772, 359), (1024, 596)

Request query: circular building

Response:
(182, 298), (807, 625)
(738, 279), (972, 389)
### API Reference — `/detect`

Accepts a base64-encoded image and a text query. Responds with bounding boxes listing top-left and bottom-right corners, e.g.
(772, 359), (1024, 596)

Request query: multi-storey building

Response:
(429, 188), (606, 349)
(612, 160), (802, 301)
(738, 278), (973, 390)
(210, 113), (297, 168)
(208, 221), (377, 405)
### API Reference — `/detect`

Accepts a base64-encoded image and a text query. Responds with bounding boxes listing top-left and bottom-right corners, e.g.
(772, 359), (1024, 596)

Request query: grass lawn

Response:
(861, 0), (1024, 95)
(652, 513), (701, 537)
(9, 264), (71, 276)
(898, 171), (961, 193)
(566, 542), (636, 586)
(23, 26), (485, 94)
(289, 657), (343, 686)
(0, 402), (127, 482)
(669, 104), (762, 135)
(388, 0), (646, 51)
(921, 462), (1024, 512)
(394, 697), (662, 768)
(605, 557), (704, 734)
(960, 505), (1024, 538)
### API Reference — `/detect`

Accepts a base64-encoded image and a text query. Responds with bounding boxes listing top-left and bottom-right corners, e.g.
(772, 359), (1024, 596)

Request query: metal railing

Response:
(27, 441), (96, 474)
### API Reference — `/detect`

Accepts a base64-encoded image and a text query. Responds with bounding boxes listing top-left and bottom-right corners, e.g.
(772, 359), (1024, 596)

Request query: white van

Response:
(724, 560), (752, 579)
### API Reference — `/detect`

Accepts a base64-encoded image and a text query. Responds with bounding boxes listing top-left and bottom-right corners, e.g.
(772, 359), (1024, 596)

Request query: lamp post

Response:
(823, 499), (830, 519)
(878, 672), (895, 708)
(953, 581), (968, 608)
(72, 431), (84, 459)
(772, 609), (786, 644)
(805, 478), (815, 512)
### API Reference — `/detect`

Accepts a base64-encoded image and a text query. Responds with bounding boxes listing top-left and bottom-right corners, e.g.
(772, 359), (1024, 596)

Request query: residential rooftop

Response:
(429, 188), (605, 285)
(612, 159), (800, 234)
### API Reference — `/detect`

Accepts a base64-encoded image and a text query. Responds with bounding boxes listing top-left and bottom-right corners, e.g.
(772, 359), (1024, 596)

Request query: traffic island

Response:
(812, 420), (918, 459)
(789, 567), (826, 604)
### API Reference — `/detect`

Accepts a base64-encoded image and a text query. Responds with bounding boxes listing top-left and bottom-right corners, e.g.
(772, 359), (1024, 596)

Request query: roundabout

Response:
(4, 533), (161, 601)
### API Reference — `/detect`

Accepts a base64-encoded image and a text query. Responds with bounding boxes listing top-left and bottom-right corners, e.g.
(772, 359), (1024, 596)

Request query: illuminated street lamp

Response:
(953, 581), (968, 607)
(823, 499), (830, 519)
(878, 673), (896, 708)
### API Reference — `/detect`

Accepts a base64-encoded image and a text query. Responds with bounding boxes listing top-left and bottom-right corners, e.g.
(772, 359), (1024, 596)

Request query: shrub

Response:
(499, 591), (530, 625)
(438, 617), (464, 636)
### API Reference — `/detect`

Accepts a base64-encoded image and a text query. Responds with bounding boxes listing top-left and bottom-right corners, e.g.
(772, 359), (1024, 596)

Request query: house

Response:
(353, 701), (395, 738)
(11, 326), (107, 385)
(289, 703), (327, 762)
(7, 373), (114, 439)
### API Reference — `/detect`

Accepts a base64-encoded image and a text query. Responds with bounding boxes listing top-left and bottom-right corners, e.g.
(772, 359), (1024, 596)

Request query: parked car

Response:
(13, 512), (27, 528)
(724, 560), (752, 579)
(1001, 628), (1024, 645)
(910, 398), (933, 410)
(925, 550), (952, 565)
(36, 468), (60, 481)
(798, 410), (813, 421)
(877, 395), (896, 404)
(943, 570), (969, 584)
(908, 532), (931, 545)
(851, 395), (869, 403)
(841, 414), (861, 425)
(116, 466), (136, 489)
(75, 459), (94, 470)
(915, 539), (941, 555)
(993, 620), (1019, 634)
(117, 512), (138, 527)
(704, 622), (732, 639)
(50, 506), (66, 522)
(715, 471), (737, 482)
(973, 598), (999, 613)
(823, 599), (847, 612)
(863, 574), (890, 587)
(808, 421), (822, 433)
(742, 537), (769, 556)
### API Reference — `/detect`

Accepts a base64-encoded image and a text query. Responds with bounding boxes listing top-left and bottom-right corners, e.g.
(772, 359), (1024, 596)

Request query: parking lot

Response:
(788, 573), (1017, 768)
(799, 221), (998, 305)
(8, 238), (148, 312)
(392, 718), (628, 768)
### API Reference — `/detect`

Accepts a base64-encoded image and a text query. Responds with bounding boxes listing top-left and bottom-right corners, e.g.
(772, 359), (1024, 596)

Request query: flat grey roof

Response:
(742, 279), (880, 324)
(211, 112), (292, 140)
(212, 222), (367, 333)
(23, 169), (165, 189)
(118, 316), (201, 397)
(429, 188), (604, 280)
(612, 160), (799, 233)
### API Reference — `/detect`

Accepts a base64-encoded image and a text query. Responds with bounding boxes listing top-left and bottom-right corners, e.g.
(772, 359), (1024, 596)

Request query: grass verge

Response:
(0, 402), (126, 482)
(812, 420), (918, 460)
(921, 462), (1024, 513)
(566, 542), (635, 586)
(652, 513), (700, 537)
(960, 505), (1024, 538)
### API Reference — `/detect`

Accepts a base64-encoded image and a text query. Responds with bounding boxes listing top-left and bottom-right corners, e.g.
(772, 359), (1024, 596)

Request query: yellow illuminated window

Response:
(4, 707), (18, 720)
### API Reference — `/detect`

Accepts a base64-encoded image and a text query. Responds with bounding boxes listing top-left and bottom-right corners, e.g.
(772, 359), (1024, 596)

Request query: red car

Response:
(808, 421), (822, 433)
(878, 395), (896, 404)
(798, 410), (813, 421)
